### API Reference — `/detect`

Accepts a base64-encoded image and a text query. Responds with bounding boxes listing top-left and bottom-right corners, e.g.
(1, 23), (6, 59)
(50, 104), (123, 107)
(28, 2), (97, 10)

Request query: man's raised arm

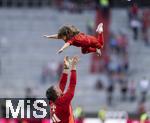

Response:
(59, 56), (79, 104)
(59, 56), (71, 92)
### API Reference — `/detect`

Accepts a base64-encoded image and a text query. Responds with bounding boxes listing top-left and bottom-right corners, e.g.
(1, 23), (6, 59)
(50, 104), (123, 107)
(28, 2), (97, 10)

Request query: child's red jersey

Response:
(50, 70), (76, 123)
(67, 33), (104, 49)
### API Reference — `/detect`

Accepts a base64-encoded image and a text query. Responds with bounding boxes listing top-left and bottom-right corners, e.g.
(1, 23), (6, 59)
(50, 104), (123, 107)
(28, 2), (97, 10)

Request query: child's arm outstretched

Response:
(57, 42), (70, 54)
(43, 34), (59, 39)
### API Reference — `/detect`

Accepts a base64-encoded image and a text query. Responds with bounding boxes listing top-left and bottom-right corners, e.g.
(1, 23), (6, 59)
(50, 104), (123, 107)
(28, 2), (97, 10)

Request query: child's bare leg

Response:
(96, 23), (104, 48)
(96, 48), (102, 56)
(96, 23), (103, 34)
(96, 23), (103, 33)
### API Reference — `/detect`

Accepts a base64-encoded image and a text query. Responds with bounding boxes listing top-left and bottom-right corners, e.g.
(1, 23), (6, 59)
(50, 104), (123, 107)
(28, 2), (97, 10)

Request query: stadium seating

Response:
(0, 8), (149, 113)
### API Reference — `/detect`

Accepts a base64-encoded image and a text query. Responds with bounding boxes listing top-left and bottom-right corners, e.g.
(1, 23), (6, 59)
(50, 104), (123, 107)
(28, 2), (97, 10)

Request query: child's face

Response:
(62, 36), (67, 42)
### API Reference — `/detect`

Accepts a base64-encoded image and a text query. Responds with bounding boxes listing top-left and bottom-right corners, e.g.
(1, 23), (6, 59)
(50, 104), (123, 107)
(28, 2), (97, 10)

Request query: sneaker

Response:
(96, 23), (103, 33)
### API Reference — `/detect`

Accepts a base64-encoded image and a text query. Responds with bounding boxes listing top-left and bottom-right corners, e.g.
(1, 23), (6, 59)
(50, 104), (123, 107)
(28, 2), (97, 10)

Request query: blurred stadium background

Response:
(0, 0), (150, 122)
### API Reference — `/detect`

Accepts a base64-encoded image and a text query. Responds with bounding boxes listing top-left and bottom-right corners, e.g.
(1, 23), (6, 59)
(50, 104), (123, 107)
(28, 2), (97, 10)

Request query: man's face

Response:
(53, 85), (63, 97)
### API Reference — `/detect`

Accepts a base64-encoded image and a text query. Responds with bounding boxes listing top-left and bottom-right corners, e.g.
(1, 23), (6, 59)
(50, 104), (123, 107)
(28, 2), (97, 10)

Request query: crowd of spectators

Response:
(89, 2), (150, 109)
(128, 3), (150, 45)
(91, 30), (129, 105)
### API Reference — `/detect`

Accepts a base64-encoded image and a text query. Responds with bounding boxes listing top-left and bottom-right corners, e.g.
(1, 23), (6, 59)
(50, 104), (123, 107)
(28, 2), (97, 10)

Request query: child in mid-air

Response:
(44, 23), (104, 56)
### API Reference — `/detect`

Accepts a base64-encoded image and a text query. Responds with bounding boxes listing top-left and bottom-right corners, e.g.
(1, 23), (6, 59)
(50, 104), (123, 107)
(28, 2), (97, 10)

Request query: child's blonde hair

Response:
(58, 25), (80, 40)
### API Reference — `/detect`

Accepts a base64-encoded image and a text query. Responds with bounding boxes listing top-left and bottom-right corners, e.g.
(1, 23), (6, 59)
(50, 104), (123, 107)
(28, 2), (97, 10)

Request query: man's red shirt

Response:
(50, 70), (76, 123)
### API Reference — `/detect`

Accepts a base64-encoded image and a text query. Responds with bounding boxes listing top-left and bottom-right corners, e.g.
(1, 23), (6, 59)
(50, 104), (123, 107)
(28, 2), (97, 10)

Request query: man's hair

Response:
(58, 25), (80, 40)
(46, 86), (58, 102)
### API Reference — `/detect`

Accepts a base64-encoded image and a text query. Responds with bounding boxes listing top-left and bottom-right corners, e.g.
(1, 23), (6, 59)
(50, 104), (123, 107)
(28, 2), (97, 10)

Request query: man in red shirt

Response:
(46, 56), (79, 123)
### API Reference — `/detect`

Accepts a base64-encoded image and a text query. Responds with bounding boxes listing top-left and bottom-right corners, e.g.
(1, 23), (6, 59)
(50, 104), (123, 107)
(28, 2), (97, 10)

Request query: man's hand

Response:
(64, 56), (70, 69)
(71, 56), (79, 70)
